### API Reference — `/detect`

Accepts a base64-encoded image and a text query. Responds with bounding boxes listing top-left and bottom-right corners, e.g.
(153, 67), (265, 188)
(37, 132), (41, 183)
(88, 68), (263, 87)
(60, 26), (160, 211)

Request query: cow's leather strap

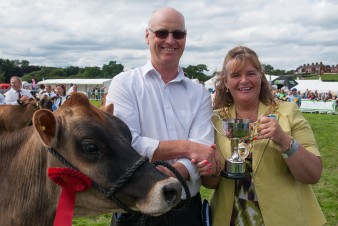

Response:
(46, 147), (191, 216)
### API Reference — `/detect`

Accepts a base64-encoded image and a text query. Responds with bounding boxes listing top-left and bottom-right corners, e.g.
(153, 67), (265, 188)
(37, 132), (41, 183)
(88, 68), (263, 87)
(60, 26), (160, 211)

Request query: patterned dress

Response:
(230, 152), (264, 226)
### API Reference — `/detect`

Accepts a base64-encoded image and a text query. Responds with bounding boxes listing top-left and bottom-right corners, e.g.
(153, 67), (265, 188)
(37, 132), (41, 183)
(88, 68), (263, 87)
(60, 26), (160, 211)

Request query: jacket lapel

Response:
(252, 102), (273, 173)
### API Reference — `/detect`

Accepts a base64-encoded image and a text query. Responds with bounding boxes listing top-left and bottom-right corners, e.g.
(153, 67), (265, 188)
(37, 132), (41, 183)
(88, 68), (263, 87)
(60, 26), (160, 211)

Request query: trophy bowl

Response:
(217, 118), (251, 179)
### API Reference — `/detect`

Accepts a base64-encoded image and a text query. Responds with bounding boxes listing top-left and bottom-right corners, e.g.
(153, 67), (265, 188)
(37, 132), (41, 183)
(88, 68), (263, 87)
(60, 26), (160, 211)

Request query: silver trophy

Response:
(213, 117), (251, 179)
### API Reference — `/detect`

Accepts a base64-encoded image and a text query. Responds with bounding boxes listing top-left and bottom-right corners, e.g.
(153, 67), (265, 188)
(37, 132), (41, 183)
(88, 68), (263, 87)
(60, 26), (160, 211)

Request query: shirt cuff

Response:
(176, 158), (200, 185)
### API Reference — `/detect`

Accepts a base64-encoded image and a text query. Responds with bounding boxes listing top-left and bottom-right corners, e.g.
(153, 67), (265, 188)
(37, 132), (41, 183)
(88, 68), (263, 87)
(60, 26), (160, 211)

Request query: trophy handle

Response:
(212, 113), (226, 137)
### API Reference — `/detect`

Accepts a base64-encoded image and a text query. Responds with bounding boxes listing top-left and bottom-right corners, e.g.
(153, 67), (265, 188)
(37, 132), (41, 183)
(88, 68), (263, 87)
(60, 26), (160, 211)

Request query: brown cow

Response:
(0, 93), (181, 226)
(0, 96), (53, 134)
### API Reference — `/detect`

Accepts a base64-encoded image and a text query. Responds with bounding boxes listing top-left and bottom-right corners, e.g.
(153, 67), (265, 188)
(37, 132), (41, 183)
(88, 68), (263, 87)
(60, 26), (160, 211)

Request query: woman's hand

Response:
(255, 116), (291, 151)
(192, 144), (222, 177)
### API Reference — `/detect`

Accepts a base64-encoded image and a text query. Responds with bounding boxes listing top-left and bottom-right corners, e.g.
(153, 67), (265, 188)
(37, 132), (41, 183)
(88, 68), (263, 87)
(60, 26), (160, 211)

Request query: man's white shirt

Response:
(106, 61), (214, 198)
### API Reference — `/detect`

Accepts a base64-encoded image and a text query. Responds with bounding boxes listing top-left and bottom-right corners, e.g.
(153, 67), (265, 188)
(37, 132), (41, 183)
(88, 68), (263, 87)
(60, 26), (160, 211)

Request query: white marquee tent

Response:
(37, 78), (112, 94)
(293, 79), (338, 93)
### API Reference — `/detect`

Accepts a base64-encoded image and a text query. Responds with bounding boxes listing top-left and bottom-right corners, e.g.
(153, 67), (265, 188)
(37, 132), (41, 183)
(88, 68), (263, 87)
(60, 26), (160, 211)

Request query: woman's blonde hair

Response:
(213, 46), (275, 109)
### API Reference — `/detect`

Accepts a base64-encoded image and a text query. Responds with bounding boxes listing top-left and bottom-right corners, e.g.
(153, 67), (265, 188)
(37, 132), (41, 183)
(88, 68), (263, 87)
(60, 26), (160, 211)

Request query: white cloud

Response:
(0, 0), (337, 74)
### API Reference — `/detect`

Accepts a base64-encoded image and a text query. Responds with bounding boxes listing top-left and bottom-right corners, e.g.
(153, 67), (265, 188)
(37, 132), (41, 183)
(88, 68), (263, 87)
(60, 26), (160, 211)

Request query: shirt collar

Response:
(142, 60), (188, 88)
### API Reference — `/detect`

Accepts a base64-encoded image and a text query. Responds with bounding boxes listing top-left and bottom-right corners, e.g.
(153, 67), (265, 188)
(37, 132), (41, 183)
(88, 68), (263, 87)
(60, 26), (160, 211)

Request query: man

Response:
(67, 83), (74, 94)
(5, 76), (34, 105)
(41, 84), (57, 99)
(288, 88), (302, 107)
(106, 7), (220, 226)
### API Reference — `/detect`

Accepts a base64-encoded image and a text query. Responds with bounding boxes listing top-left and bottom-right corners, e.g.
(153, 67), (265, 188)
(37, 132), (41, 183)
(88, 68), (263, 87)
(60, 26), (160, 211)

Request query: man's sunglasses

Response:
(148, 28), (186, 40)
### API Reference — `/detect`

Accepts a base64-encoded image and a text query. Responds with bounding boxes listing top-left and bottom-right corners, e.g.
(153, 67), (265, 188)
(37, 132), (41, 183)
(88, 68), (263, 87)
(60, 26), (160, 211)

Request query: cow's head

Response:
(32, 93), (181, 216)
(39, 95), (53, 110)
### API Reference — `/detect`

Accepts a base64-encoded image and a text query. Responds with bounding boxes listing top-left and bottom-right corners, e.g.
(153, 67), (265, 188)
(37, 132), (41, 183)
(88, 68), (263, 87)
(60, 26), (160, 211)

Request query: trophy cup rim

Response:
(222, 118), (252, 124)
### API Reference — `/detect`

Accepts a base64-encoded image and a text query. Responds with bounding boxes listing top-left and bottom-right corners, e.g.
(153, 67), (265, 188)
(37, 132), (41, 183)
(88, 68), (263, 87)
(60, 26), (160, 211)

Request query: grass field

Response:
(73, 111), (338, 226)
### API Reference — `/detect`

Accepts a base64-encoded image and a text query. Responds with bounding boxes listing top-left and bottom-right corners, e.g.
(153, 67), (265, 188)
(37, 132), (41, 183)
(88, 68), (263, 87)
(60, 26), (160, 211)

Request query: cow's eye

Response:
(82, 143), (99, 154)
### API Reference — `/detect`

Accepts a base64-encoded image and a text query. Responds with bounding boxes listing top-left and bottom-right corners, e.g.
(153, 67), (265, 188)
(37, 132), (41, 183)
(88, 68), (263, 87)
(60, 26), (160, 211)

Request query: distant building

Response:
(295, 62), (338, 75)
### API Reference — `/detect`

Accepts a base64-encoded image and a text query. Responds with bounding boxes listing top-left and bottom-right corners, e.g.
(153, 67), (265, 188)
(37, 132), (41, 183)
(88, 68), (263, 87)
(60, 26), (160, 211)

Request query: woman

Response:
(53, 84), (68, 111)
(201, 46), (326, 225)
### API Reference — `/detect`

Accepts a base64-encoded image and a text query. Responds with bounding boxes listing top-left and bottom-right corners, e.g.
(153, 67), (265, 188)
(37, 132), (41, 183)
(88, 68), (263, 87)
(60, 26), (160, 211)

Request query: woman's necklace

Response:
(219, 101), (281, 159)
(235, 103), (259, 121)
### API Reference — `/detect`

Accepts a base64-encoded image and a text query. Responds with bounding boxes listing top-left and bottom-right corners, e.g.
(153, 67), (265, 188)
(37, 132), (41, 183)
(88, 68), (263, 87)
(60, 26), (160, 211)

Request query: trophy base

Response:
(220, 170), (247, 179)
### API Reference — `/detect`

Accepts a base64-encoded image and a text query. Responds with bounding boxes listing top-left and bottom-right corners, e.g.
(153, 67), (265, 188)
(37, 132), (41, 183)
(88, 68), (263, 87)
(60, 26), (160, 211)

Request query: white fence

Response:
(300, 99), (337, 114)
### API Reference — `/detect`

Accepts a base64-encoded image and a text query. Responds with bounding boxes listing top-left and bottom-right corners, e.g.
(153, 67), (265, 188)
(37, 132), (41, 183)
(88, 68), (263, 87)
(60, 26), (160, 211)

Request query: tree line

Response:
(0, 58), (289, 84)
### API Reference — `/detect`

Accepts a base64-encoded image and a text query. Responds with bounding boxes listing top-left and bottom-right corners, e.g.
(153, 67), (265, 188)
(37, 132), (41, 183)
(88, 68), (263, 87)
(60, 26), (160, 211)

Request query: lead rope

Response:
(46, 147), (191, 225)
(138, 161), (191, 226)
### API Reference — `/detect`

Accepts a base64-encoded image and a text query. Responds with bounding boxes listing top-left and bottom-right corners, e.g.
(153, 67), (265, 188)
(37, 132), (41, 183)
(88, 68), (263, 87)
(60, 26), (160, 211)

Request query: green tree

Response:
(49, 68), (66, 77)
(0, 59), (22, 81)
(183, 64), (210, 82)
(262, 64), (274, 75)
(102, 61), (124, 78)
(0, 71), (4, 83)
(64, 66), (80, 76)
(274, 69), (286, 75)
(79, 66), (102, 78)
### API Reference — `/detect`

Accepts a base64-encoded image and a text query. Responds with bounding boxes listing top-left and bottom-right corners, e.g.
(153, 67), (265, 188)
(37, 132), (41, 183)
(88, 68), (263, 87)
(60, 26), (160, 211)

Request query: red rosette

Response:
(48, 167), (92, 192)
(48, 167), (92, 226)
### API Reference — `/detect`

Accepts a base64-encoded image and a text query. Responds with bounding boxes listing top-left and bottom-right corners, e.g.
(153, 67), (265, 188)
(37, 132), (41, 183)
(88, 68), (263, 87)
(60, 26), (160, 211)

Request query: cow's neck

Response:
(0, 127), (59, 225)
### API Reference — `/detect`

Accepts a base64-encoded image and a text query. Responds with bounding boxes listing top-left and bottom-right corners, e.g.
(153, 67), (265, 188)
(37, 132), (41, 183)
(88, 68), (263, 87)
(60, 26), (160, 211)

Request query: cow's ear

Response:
(32, 109), (56, 146)
(103, 103), (114, 116)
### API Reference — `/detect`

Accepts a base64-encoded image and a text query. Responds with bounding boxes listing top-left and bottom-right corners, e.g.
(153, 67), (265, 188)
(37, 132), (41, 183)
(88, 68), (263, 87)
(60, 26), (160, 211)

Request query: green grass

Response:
(91, 100), (100, 108)
(321, 73), (338, 81)
(304, 114), (338, 225)
(73, 112), (338, 226)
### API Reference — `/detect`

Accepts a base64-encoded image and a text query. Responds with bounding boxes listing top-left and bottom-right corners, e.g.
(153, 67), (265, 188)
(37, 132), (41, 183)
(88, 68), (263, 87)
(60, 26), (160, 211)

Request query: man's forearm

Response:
(152, 140), (191, 162)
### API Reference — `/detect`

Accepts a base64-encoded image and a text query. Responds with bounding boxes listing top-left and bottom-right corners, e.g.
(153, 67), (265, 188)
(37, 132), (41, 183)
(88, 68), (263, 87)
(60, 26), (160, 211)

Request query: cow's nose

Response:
(162, 183), (181, 205)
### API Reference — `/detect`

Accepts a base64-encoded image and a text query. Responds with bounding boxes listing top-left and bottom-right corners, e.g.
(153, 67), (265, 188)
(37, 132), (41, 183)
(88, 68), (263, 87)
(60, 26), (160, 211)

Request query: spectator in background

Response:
(308, 92), (316, 100)
(0, 92), (5, 104)
(68, 84), (78, 95)
(41, 84), (57, 99)
(67, 83), (74, 94)
(5, 76), (34, 105)
(288, 88), (302, 107)
(332, 92), (338, 108)
(37, 84), (46, 99)
(277, 89), (287, 101)
(314, 90), (319, 99)
(53, 84), (68, 111)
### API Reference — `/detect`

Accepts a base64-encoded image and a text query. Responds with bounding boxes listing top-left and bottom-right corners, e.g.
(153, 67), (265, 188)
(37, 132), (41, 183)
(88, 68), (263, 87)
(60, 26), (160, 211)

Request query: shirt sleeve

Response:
(186, 88), (214, 182)
(176, 158), (200, 184)
(5, 92), (19, 105)
(106, 73), (159, 159)
(188, 87), (214, 145)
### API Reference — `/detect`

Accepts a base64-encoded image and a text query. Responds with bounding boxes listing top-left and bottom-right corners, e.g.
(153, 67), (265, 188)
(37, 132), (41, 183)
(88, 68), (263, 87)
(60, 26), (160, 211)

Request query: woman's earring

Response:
(226, 87), (229, 92)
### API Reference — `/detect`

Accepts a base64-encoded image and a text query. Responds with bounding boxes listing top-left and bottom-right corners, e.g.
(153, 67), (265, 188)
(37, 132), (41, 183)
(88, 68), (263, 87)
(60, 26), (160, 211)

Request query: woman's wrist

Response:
(279, 136), (293, 153)
(280, 137), (299, 158)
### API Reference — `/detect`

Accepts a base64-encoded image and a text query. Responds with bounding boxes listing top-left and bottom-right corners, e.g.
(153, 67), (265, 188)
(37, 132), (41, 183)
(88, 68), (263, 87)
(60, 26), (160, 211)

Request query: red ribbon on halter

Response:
(48, 168), (92, 226)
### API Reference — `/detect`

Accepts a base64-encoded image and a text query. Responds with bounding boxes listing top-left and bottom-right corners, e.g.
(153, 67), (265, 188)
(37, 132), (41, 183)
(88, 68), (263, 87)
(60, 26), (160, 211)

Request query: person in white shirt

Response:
(4, 76), (34, 105)
(0, 93), (5, 105)
(67, 83), (78, 95)
(41, 84), (57, 99)
(107, 7), (220, 226)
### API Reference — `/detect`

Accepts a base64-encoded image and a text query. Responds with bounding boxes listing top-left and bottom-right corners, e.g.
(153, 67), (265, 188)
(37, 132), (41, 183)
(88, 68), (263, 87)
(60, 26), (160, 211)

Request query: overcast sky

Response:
(1, 0), (337, 75)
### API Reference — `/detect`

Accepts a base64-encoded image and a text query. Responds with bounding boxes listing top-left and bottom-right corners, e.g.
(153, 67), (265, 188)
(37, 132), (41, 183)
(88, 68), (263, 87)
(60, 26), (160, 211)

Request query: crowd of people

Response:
(272, 87), (338, 109)
(273, 87), (337, 103)
(0, 76), (79, 111)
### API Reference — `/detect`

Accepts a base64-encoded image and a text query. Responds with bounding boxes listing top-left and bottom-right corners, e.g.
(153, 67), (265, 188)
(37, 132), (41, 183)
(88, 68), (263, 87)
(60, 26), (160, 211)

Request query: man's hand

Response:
(156, 162), (190, 180)
(190, 143), (221, 176)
